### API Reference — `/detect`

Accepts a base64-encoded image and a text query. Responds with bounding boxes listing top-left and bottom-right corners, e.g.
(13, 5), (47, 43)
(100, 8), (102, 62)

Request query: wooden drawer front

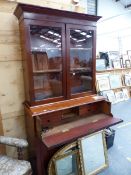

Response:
(92, 102), (102, 113)
(79, 103), (100, 116)
(79, 105), (91, 116)
(39, 111), (62, 127)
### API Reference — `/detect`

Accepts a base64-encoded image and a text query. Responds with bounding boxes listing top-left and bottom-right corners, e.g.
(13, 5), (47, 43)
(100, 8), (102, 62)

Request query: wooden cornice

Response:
(14, 3), (101, 22)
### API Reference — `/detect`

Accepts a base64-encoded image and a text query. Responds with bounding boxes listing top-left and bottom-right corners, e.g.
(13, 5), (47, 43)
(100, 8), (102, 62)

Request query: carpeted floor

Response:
(99, 99), (131, 175)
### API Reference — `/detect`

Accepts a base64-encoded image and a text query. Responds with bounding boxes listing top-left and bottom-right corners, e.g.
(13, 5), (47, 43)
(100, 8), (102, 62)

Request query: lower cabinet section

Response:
(24, 95), (123, 175)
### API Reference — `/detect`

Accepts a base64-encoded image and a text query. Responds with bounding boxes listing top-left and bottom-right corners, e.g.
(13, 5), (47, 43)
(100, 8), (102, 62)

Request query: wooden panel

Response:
(0, 44), (22, 61)
(1, 110), (24, 120)
(0, 113), (5, 154)
(0, 1), (26, 153)
(13, 0), (85, 13)
(0, 12), (22, 61)
(0, 31), (20, 45)
(0, 61), (25, 115)
(0, 12), (18, 30)
(2, 115), (26, 138)
(2, 115), (27, 158)
(0, 1), (17, 13)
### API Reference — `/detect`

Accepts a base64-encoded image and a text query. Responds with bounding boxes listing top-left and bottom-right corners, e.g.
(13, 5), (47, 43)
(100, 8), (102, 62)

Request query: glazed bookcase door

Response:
(27, 20), (66, 103)
(66, 24), (96, 98)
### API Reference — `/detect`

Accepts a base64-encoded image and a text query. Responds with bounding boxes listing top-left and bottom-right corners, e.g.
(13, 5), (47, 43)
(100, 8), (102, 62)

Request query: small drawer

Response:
(38, 111), (62, 127)
(79, 104), (95, 116)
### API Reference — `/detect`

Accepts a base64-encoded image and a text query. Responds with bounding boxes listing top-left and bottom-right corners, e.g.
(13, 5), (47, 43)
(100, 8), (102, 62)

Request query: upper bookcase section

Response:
(14, 4), (101, 105)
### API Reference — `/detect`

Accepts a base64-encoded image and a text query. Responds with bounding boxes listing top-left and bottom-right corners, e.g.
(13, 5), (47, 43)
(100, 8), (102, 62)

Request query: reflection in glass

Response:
(79, 131), (108, 175)
(70, 29), (93, 94)
(55, 153), (79, 175)
(33, 73), (62, 101)
(30, 25), (63, 100)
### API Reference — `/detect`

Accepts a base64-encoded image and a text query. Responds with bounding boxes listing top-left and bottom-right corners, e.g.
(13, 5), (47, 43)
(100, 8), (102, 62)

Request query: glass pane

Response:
(55, 154), (79, 175)
(30, 25), (63, 101)
(34, 73), (62, 101)
(70, 29), (93, 94)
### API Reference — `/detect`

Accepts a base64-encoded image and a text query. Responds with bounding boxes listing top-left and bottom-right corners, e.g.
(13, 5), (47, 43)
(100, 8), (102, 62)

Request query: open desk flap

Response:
(42, 116), (123, 149)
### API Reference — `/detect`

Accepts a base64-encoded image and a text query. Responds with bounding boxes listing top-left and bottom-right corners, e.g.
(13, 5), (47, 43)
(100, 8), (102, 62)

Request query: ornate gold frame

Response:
(54, 150), (80, 175)
(48, 141), (80, 175)
(78, 130), (108, 175)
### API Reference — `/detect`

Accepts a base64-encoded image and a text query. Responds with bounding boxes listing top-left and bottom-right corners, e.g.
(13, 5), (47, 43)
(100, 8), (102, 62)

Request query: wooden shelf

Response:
(31, 49), (61, 53)
(96, 67), (131, 73)
(70, 48), (92, 50)
(33, 69), (62, 74)
(70, 67), (91, 71)
(111, 86), (131, 90)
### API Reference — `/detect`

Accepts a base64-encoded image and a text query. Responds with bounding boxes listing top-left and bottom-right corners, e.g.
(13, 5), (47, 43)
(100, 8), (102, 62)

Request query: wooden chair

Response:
(0, 136), (32, 175)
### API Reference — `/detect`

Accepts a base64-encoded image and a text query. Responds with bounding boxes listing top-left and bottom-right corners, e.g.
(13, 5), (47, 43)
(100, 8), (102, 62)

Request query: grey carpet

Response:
(99, 99), (131, 175)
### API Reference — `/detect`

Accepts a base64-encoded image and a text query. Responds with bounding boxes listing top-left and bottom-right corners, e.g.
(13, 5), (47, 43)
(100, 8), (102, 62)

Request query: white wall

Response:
(97, 0), (131, 55)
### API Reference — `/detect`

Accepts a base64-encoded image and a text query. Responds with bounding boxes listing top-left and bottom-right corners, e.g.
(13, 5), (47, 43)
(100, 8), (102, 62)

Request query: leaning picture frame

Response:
(112, 59), (121, 69)
(108, 51), (119, 60)
(108, 51), (120, 68)
(78, 131), (108, 175)
(122, 88), (130, 101)
(125, 60), (131, 68)
(97, 77), (110, 91)
(124, 74), (131, 86)
(109, 74), (122, 89)
(48, 142), (79, 175)
(122, 54), (129, 68)
(127, 50), (131, 56)
(115, 91), (125, 102)
(106, 90), (116, 104)
(54, 150), (80, 175)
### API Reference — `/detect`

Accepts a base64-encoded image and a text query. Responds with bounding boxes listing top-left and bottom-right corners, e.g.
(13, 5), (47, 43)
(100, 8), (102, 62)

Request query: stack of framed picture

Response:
(96, 73), (130, 104)
(108, 51), (131, 69)
(96, 50), (131, 103)
(96, 50), (131, 71)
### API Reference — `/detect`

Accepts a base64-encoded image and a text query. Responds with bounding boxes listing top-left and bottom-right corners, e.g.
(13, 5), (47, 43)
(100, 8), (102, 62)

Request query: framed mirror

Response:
(48, 142), (79, 175)
(54, 151), (79, 175)
(78, 130), (108, 175)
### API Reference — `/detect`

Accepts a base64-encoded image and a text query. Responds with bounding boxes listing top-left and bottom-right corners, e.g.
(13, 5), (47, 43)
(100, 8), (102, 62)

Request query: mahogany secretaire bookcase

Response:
(14, 4), (122, 175)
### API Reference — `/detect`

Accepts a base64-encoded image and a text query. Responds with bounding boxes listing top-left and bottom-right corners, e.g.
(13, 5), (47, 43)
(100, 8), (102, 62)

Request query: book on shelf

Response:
(32, 52), (48, 71)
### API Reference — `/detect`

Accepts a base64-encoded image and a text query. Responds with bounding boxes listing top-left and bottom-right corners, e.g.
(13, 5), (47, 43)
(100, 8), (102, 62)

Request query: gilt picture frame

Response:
(78, 131), (108, 175)
(125, 60), (131, 68)
(122, 88), (130, 101)
(97, 77), (110, 91)
(54, 150), (80, 175)
(109, 74), (122, 89)
(115, 91), (125, 102)
(112, 60), (121, 69)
